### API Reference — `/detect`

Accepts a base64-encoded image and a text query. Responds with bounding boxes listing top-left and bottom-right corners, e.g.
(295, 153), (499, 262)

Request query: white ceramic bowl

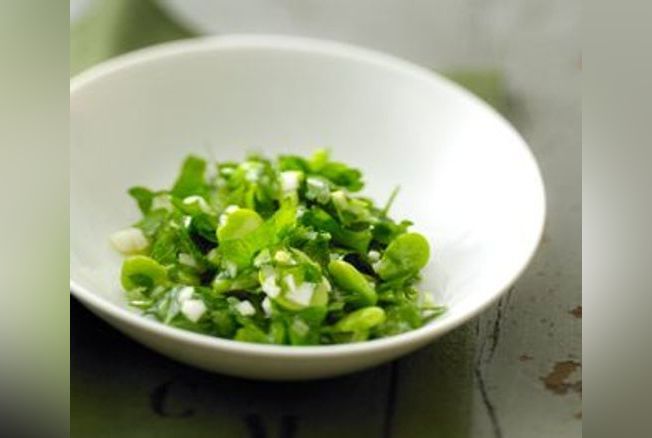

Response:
(70, 35), (545, 380)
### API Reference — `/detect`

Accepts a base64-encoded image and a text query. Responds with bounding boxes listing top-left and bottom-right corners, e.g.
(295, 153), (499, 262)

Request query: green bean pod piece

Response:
(328, 259), (377, 306)
(121, 255), (168, 291)
(217, 207), (263, 242)
(375, 232), (430, 280)
(333, 306), (386, 332)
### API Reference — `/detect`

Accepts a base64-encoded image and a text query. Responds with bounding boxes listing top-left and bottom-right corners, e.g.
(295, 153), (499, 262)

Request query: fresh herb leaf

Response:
(172, 155), (208, 198)
(128, 186), (155, 214)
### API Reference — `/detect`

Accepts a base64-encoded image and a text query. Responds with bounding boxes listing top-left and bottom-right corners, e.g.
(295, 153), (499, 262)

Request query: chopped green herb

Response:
(111, 151), (443, 345)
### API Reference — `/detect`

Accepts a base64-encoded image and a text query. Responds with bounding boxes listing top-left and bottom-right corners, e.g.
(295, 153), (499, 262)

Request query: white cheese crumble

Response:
(261, 272), (280, 298)
(262, 297), (273, 317)
(306, 177), (330, 203)
(260, 265), (275, 278)
(218, 213), (228, 228)
(367, 250), (381, 262)
(110, 227), (149, 255)
(235, 300), (256, 316)
(224, 261), (238, 278)
(307, 176), (326, 190)
(183, 195), (211, 214)
(178, 253), (198, 268)
(177, 286), (195, 302)
(284, 274), (297, 292)
(274, 250), (293, 264)
(253, 249), (271, 267)
(182, 215), (192, 228)
(285, 278), (315, 307)
(241, 161), (263, 182)
(181, 299), (206, 322)
(280, 170), (302, 192)
(219, 205), (240, 228)
(308, 178), (332, 204)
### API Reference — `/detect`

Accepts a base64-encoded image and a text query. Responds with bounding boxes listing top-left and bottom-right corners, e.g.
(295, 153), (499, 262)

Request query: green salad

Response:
(110, 150), (443, 345)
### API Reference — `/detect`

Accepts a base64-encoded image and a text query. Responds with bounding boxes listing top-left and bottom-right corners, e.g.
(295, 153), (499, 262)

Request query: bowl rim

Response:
(70, 34), (546, 358)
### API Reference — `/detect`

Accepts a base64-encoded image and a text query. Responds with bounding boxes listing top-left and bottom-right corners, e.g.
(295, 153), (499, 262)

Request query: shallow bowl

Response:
(70, 35), (545, 380)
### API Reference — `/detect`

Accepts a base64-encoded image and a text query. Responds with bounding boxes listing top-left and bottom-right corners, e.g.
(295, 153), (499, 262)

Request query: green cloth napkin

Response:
(71, 3), (508, 437)
(70, 0), (197, 76)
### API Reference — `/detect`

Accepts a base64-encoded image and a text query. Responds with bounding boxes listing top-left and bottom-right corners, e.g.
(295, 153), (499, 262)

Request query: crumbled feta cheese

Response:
(183, 195), (211, 213)
(280, 170), (302, 192)
(177, 286), (195, 302)
(262, 297), (273, 317)
(182, 215), (192, 228)
(110, 227), (149, 255)
(367, 250), (381, 262)
(181, 299), (206, 322)
(284, 274), (297, 292)
(260, 265), (275, 278)
(218, 213), (228, 228)
(286, 281), (315, 307)
(182, 195), (202, 205)
(241, 161), (263, 182)
(307, 176), (326, 190)
(178, 253), (198, 268)
(253, 249), (271, 267)
(224, 261), (238, 278)
(235, 300), (256, 316)
(306, 177), (330, 203)
(261, 272), (280, 298)
(219, 205), (240, 228)
(274, 250), (293, 264)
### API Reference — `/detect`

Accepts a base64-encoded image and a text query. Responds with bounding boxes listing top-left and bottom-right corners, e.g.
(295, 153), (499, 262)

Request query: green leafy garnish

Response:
(110, 150), (443, 345)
